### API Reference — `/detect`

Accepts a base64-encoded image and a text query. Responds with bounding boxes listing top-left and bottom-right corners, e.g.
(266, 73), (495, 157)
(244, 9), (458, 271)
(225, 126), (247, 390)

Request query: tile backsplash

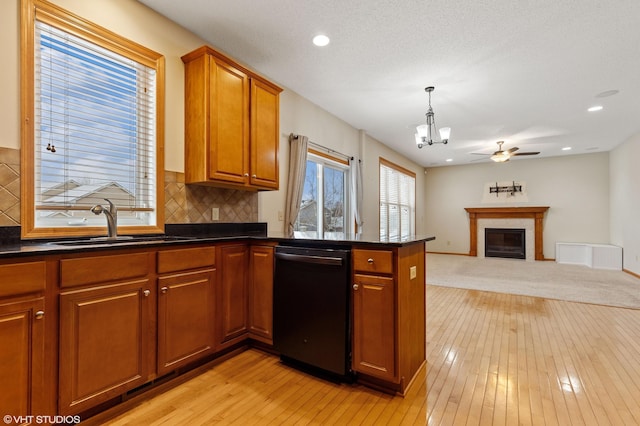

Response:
(164, 171), (258, 223)
(0, 147), (258, 227)
(0, 148), (20, 226)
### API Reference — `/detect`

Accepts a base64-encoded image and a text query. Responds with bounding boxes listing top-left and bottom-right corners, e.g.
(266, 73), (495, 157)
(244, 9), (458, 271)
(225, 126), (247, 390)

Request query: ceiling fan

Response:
(472, 141), (540, 162)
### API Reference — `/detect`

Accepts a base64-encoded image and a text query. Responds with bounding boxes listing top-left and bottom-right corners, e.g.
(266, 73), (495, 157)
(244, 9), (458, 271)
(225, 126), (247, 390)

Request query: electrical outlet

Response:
(409, 266), (417, 280)
(211, 207), (219, 221)
(278, 211), (284, 221)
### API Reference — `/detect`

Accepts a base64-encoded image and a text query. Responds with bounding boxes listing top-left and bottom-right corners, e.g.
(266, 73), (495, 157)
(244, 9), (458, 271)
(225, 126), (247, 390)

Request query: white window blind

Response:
(34, 21), (157, 228)
(380, 161), (415, 239)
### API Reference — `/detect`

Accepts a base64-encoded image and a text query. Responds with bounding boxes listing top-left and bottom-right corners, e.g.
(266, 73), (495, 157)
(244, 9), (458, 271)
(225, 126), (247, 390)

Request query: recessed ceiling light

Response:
(445, 158), (453, 162)
(562, 147), (572, 151)
(312, 35), (330, 47)
(588, 105), (603, 112)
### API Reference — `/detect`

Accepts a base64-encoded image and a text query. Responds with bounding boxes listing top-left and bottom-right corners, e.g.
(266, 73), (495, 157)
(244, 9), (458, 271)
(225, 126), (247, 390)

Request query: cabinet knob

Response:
(252, 174), (257, 178)
(161, 286), (168, 294)
(353, 283), (359, 290)
(367, 258), (374, 264)
(244, 173), (249, 177)
(35, 310), (44, 319)
(143, 290), (150, 297)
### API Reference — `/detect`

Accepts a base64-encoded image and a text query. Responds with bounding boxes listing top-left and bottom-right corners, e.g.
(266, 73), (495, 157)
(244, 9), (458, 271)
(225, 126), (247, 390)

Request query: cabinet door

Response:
(59, 279), (153, 415)
(157, 269), (216, 375)
(0, 298), (45, 422)
(250, 79), (280, 189)
(248, 246), (274, 343)
(217, 245), (249, 348)
(352, 274), (396, 381)
(209, 57), (250, 185)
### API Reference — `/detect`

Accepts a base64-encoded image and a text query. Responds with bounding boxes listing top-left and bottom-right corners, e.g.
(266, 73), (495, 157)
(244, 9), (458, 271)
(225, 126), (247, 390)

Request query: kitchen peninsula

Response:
(0, 224), (433, 422)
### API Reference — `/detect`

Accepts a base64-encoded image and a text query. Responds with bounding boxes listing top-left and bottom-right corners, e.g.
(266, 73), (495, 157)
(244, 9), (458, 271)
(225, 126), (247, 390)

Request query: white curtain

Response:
(350, 157), (363, 233)
(284, 134), (308, 237)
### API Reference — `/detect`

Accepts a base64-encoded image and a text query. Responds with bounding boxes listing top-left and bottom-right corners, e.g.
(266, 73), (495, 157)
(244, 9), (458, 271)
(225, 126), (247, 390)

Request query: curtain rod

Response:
(291, 134), (353, 161)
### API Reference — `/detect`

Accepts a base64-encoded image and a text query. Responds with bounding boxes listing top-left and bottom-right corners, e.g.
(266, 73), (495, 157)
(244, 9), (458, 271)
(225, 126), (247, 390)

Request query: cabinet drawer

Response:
(60, 252), (150, 288)
(157, 247), (216, 274)
(0, 261), (46, 297)
(353, 249), (393, 274)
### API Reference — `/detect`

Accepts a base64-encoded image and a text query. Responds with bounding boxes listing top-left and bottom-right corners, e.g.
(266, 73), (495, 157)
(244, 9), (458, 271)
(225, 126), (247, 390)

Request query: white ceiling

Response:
(138, 0), (640, 167)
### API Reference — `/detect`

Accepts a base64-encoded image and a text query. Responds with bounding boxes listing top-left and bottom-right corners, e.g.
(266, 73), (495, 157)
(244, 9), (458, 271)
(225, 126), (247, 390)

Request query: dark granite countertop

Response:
(265, 232), (435, 248)
(0, 224), (435, 259)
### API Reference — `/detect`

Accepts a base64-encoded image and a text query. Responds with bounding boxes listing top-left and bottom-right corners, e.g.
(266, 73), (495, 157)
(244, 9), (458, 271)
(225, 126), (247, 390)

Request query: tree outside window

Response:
(294, 153), (349, 239)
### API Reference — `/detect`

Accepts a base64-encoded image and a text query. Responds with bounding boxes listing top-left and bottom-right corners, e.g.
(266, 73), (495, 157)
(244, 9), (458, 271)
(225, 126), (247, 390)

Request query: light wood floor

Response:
(99, 349), (426, 425)
(428, 285), (640, 426)
(96, 285), (640, 425)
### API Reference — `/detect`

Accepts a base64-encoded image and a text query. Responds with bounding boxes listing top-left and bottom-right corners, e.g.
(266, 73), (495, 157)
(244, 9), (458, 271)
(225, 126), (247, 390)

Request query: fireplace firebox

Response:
(485, 228), (526, 259)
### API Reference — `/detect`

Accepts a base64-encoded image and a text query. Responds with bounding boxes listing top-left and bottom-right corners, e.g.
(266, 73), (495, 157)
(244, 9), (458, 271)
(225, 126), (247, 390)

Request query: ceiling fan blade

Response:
(513, 151), (540, 156)
(507, 147), (519, 154)
(470, 152), (491, 156)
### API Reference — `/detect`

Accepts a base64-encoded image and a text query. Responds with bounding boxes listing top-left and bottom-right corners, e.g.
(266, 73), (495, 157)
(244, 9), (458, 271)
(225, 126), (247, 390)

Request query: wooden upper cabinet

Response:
(182, 46), (282, 190)
(250, 80), (280, 189)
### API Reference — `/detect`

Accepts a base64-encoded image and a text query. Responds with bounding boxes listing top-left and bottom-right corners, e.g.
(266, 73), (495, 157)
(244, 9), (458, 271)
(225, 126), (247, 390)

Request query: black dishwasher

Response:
(273, 245), (352, 380)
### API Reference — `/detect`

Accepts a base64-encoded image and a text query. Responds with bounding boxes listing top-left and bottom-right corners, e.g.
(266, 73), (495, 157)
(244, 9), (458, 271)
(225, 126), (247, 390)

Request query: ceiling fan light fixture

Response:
(491, 152), (510, 162)
(415, 86), (450, 148)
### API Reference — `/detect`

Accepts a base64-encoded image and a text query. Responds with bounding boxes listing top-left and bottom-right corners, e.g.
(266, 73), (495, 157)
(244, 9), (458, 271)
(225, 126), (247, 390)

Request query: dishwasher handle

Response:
(275, 251), (344, 266)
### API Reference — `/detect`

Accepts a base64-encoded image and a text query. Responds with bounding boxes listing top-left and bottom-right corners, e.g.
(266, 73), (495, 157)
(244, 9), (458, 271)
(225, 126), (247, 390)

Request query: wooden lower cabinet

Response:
(352, 274), (396, 381)
(248, 245), (274, 344)
(351, 244), (426, 394)
(217, 244), (249, 349)
(58, 279), (154, 415)
(0, 298), (45, 424)
(157, 269), (216, 375)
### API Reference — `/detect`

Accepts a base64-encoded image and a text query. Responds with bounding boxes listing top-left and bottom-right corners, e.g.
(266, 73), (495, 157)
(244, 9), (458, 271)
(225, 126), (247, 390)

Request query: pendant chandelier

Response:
(415, 86), (451, 148)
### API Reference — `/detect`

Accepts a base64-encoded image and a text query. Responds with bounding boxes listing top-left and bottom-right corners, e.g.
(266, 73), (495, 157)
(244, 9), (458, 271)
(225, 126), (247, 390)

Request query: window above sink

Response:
(20, 0), (165, 239)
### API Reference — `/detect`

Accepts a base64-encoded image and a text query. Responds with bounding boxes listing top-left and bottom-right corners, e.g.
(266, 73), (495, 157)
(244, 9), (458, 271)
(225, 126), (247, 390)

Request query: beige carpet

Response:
(426, 253), (640, 309)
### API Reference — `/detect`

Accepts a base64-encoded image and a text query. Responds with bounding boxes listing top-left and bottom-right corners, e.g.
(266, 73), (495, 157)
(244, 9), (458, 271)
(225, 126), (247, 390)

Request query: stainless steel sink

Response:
(49, 235), (197, 247)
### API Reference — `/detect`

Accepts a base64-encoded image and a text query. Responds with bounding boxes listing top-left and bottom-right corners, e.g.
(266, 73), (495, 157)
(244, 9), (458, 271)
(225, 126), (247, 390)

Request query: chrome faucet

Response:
(90, 198), (118, 240)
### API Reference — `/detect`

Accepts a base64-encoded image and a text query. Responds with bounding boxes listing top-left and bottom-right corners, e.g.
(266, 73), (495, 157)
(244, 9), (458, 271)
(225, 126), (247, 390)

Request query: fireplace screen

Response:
(485, 228), (526, 259)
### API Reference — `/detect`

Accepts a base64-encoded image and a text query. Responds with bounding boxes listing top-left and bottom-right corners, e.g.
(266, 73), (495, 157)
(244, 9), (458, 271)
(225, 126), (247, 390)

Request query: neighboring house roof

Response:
(42, 181), (133, 205)
(41, 179), (83, 198)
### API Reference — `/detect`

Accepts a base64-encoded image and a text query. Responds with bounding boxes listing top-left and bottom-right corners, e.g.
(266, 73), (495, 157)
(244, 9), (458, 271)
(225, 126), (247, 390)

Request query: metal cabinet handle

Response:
(367, 258), (374, 264)
(143, 290), (150, 297)
(161, 287), (168, 294)
(35, 310), (45, 319)
(353, 284), (359, 290)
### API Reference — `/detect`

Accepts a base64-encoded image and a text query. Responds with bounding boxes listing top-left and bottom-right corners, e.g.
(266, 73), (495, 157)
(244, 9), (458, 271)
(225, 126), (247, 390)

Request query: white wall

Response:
(610, 134), (640, 275)
(0, 0), (20, 150)
(424, 152), (610, 259)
